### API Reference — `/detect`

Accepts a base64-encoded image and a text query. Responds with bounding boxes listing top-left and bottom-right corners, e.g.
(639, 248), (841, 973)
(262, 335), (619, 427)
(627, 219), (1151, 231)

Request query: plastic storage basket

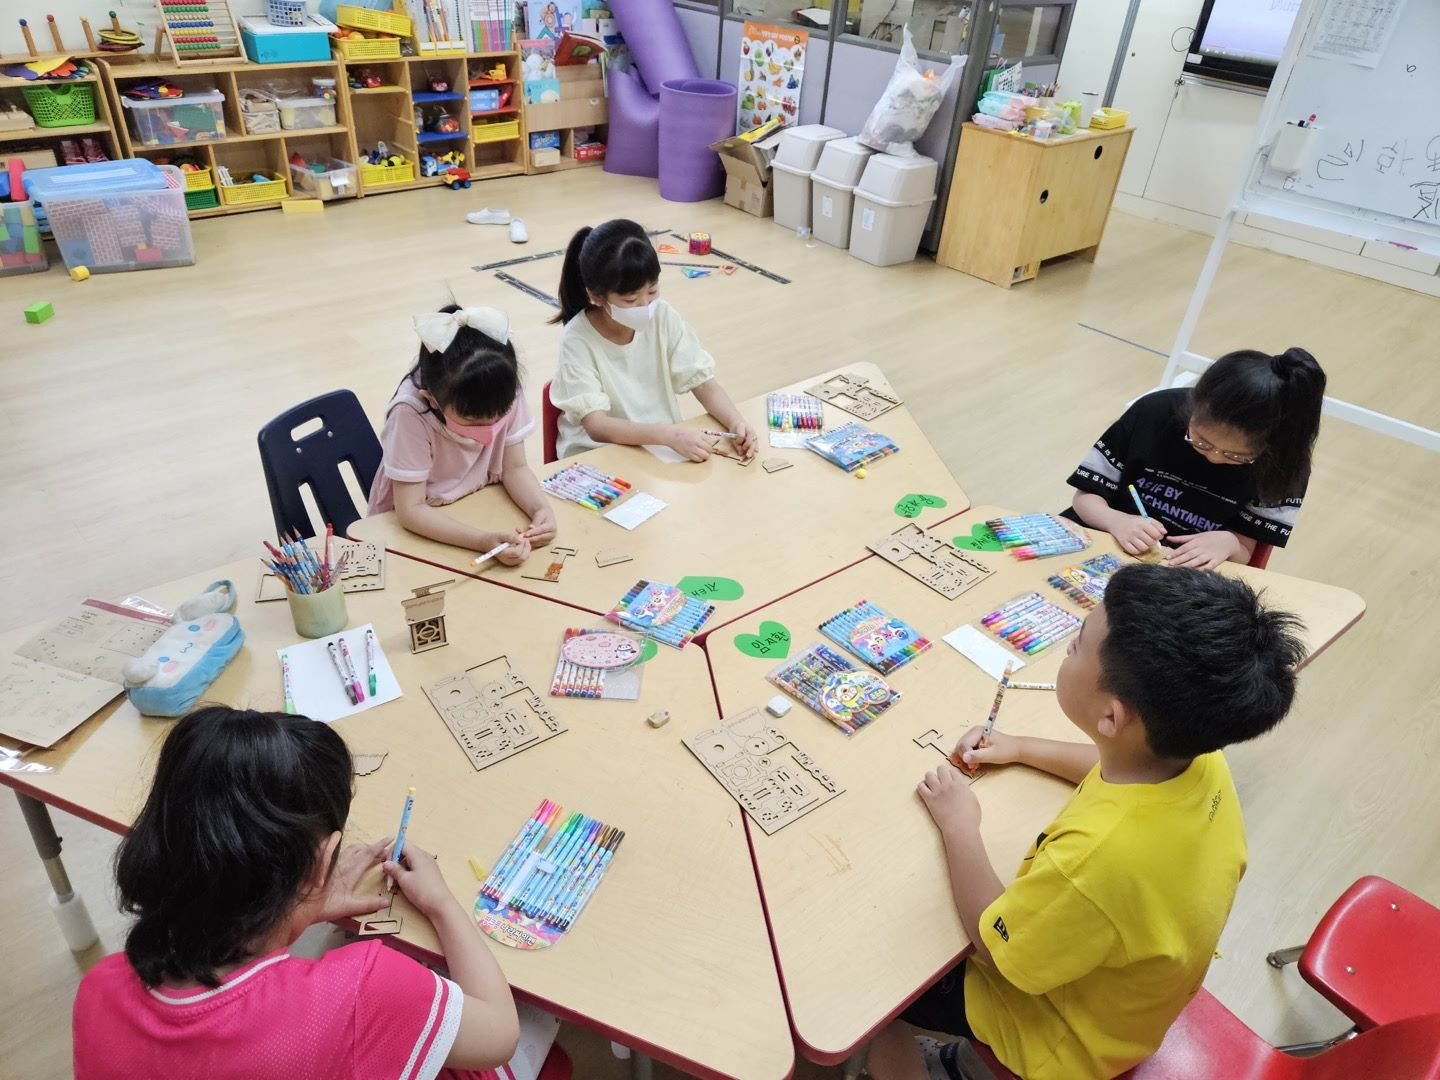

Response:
(290, 157), (357, 199)
(121, 90), (226, 146)
(0, 200), (48, 276)
(219, 172), (288, 204)
(278, 96), (337, 129)
(473, 119), (519, 142)
(182, 167), (215, 190)
(360, 158), (414, 186)
(333, 35), (402, 59)
(267, 0), (306, 25)
(185, 186), (220, 211)
(335, 4), (412, 35)
(26, 161), (195, 273)
(22, 83), (97, 128)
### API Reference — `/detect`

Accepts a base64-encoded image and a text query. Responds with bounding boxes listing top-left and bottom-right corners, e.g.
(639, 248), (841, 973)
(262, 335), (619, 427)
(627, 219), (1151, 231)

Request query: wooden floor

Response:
(4, 166), (1438, 1078)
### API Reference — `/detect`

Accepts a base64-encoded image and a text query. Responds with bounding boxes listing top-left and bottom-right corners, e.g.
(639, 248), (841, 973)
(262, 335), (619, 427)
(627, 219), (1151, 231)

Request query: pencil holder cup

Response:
(287, 582), (347, 638)
(1269, 123), (1320, 175)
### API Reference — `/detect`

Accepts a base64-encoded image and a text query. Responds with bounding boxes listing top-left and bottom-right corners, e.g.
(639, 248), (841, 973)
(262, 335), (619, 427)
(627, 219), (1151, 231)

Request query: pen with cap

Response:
(388, 787), (416, 893)
(338, 634), (365, 703)
(327, 641), (358, 705)
(364, 628), (378, 697)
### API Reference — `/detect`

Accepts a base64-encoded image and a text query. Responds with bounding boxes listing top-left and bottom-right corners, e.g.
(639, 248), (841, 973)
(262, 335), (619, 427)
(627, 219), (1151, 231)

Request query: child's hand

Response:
(918, 764), (981, 835)
(952, 727), (1021, 775)
(1111, 513), (1167, 556)
(494, 534), (531, 566)
(665, 425), (713, 463)
(731, 422), (758, 460)
(316, 837), (393, 922)
(384, 840), (458, 921)
(525, 507), (557, 547)
(1165, 531), (1240, 571)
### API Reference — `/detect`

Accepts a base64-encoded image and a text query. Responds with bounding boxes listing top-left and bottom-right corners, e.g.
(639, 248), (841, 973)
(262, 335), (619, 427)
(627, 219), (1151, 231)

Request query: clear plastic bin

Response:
(290, 157), (358, 200)
(0, 200), (48, 276)
(278, 96), (337, 130)
(27, 162), (194, 273)
(121, 91), (226, 147)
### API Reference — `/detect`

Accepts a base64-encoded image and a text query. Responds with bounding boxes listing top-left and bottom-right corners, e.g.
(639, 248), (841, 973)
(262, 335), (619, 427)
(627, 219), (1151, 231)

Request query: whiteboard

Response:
(1246, 0), (1440, 253)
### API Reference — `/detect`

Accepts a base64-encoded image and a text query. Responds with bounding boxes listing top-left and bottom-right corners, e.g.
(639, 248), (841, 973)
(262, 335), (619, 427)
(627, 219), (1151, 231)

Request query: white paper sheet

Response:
(942, 625), (1026, 680)
(642, 443), (688, 463)
(604, 492), (668, 530)
(277, 623), (402, 724)
(1309, 0), (1406, 67)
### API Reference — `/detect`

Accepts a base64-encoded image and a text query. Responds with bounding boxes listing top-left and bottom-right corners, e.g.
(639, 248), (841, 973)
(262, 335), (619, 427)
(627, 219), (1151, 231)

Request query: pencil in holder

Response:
(286, 581), (348, 638)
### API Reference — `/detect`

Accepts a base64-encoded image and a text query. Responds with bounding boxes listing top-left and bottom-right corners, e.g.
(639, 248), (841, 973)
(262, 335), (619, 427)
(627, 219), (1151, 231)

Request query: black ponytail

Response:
(403, 303), (520, 421)
(1192, 347), (1326, 504)
(115, 707), (353, 988)
(551, 219), (661, 325)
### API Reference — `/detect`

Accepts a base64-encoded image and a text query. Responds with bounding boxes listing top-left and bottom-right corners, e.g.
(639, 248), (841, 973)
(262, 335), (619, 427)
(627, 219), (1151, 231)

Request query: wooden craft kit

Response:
(868, 523), (994, 600)
(423, 654), (566, 770)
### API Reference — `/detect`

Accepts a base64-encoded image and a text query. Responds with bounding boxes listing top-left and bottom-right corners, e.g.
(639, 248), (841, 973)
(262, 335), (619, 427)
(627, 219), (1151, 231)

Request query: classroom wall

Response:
(675, 5), (720, 78)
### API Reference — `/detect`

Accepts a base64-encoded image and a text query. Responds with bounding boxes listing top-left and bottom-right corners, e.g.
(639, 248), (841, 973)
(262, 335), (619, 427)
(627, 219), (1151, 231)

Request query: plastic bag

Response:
(858, 27), (966, 157)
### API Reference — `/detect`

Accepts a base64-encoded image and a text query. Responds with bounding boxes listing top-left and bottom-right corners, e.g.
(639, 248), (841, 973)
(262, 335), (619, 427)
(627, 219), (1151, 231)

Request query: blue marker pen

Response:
(388, 787), (416, 893)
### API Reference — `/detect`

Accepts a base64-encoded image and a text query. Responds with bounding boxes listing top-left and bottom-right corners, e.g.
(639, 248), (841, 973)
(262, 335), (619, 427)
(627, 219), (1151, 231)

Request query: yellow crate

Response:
(333, 34), (402, 60)
(473, 120), (519, 143)
(360, 159), (415, 186)
(335, 5), (412, 36)
(220, 173), (288, 205)
(183, 167), (215, 190)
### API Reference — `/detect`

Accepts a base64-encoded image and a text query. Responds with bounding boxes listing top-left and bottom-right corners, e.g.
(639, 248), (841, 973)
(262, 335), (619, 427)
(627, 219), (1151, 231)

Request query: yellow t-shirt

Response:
(965, 752), (1246, 1080)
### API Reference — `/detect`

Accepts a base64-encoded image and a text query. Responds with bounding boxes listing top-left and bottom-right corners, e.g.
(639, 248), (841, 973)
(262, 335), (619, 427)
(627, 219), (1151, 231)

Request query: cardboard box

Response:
(711, 131), (784, 217)
(532, 147), (561, 167)
(526, 62), (607, 131)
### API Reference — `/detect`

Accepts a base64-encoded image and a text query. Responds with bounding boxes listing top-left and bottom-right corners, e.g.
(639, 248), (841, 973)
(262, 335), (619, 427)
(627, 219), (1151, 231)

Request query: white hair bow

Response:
(413, 308), (511, 354)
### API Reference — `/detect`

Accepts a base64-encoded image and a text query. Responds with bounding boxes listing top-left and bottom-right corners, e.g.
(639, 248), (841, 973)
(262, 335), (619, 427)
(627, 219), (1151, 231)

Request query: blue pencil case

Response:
(123, 581), (245, 717)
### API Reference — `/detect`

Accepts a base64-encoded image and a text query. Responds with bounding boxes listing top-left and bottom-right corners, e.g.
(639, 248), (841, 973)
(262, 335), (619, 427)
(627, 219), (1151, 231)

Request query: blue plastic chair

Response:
(257, 390), (382, 539)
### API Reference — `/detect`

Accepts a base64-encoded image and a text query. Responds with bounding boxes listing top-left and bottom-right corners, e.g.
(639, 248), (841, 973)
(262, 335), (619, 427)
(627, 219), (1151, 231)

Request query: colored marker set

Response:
(474, 799), (625, 949)
(986, 514), (1090, 560)
(819, 600), (931, 675)
(542, 463), (632, 510)
(1047, 553), (1124, 609)
(549, 627), (644, 700)
(324, 630), (376, 705)
(981, 592), (1081, 656)
(806, 421), (900, 473)
(768, 392), (824, 432)
(768, 641), (901, 734)
(608, 580), (715, 648)
(261, 526), (346, 594)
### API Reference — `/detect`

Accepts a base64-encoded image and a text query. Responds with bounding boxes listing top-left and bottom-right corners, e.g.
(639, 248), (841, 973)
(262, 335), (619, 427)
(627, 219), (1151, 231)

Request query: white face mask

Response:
(609, 300), (658, 332)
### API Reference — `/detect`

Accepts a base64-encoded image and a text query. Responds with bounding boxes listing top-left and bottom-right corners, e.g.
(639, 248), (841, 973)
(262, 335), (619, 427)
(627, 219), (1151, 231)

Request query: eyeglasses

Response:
(1184, 429), (1259, 465)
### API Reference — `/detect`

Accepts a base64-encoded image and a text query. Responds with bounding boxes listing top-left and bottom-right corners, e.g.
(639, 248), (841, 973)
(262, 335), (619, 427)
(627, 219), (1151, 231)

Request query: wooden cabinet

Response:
(937, 122), (1133, 287)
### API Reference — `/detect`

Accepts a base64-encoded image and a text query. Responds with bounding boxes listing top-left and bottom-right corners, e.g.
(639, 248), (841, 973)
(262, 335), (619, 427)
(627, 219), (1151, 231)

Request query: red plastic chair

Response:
(1249, 542), (1273, 569)
(541, 380), (561, 465)
(968, 989), (1440, 1079)
(1267, 875), (1440, 1031)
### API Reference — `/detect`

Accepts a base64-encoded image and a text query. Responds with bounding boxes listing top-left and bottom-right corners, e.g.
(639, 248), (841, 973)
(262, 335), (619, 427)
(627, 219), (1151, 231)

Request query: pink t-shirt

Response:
(73, 941), (487, 1080)
(367, 378), (535, 515)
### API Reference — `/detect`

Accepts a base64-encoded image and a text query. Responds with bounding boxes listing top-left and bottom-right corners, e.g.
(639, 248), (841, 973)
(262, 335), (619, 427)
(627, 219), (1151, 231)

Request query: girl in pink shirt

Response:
(73, 706), (521, 1080)
(366, 304), (556, 567)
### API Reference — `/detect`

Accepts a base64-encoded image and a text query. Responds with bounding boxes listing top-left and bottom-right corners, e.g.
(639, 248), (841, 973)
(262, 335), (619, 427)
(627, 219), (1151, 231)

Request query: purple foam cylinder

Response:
(657, 79), (738, 203)
(607, 0), (700, 96)
(604, 68), (662, 179)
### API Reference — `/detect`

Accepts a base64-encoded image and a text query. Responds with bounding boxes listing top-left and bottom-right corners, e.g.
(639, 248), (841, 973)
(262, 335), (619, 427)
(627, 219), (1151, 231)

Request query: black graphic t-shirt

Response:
(1063, 389), (1304, 548)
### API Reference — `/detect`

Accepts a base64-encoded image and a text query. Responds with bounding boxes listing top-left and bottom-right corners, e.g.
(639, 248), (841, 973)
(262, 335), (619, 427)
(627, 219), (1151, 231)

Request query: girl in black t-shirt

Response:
(1066, 348), (1326, 569)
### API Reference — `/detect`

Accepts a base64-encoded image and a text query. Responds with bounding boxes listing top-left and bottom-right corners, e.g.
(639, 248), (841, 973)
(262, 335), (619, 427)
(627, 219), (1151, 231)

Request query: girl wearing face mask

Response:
(1064, 347), (1326, 569)
(549, 218), (757, 462)
(366, 304), (555, 566)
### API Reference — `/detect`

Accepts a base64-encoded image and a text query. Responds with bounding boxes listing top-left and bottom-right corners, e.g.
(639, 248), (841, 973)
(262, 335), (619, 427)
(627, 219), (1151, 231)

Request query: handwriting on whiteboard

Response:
(1314, 133), (1440, 221)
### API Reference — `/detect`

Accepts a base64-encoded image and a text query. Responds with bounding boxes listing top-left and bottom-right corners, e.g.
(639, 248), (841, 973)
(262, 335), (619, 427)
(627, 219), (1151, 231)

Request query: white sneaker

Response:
(915, 1036), (960, 1080)
(509, 218), (528, 244)
(466, 207), (511, 225)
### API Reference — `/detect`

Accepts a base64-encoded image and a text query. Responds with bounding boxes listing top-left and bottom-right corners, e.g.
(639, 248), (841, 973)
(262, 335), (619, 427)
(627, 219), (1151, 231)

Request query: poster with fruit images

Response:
(737, 21), (807, 134)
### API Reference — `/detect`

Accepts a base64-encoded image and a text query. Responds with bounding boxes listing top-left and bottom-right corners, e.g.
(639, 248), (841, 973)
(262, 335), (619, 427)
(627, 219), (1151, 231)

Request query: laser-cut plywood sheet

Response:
(684, 707), (844, 835)
(805, 372), (902, 421)
(868, 523), (994, 600)
(423, 656), (567, 771)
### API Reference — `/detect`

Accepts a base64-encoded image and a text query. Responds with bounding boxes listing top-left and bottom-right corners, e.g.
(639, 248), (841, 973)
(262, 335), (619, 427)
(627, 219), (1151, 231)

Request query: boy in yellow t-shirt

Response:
(866, 564), (1307, 1080)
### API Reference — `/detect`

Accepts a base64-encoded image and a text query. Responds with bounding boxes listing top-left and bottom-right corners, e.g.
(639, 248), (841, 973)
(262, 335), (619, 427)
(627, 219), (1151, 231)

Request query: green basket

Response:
(22, 83), (97, 128)
(185, 186), (220, 211)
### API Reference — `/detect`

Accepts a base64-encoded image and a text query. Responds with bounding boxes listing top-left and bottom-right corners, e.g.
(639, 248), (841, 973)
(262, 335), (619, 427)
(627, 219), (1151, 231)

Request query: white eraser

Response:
(766, 695), (792, 718)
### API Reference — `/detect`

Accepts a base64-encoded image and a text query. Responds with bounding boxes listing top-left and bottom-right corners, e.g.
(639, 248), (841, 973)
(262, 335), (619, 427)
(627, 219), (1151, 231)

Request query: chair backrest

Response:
(1249, 543), (1274, 569)
(1302, 875), (1440, 1028)
(1303, 1013), (1440, 1079)
(257, 390), (382, 540)
(541, 379), (561, 465)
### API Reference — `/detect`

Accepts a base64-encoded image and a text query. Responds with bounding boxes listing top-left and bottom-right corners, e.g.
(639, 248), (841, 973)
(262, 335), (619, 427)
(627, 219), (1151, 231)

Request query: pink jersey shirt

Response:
(73, 941), (488, 1080)
(367, 378), (535, 515)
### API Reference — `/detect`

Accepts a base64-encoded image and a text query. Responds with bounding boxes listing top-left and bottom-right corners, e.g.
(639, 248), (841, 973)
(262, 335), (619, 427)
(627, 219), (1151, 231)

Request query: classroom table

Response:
(350, 362), (969, 620)
(704, 504), (1366, 1066)
(0, 556), (794, 1080)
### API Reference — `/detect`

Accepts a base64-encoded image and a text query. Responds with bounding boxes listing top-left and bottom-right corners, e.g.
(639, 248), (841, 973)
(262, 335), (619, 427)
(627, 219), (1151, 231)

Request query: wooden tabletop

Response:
(704, 505), (1366, 1063)
(349, 363), (970, 620)
(0, 556), (793, 1080)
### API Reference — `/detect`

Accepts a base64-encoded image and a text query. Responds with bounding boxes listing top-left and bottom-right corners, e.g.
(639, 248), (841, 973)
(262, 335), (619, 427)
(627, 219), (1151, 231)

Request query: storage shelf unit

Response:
(0, 70), (124, 166)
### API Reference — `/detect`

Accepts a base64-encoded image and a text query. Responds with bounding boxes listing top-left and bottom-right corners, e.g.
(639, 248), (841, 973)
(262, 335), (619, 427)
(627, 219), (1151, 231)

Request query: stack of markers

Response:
(805, 422), (900, 473)
(767, 392), (824, 432)
(1047, 554), (1124, 609)
(986, 513), (1090, 560)
(981, 592), (1081, 656)
(819, 600), (931, 675)
(262, 527), (345, 594)
(768, 641), (901, 733)
(542, 463), (632, 510)
(608, 580), (714, 648)
(474, 799), (625, 949)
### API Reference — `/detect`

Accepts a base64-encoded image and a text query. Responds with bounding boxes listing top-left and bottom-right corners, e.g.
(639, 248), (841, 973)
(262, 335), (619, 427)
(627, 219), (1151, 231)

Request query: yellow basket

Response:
(1088, 107), (1129, 130)
(333, 35), (402, 60)
(360, 159), (415, 186)
(473, 120), (519, 143)
(183, 167), (214, 190)
(220, 173), (288, 205)
(335, 5), (412, 35)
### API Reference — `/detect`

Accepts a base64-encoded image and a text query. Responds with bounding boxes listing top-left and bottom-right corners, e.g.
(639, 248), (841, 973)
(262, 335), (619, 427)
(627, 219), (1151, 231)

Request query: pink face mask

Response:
(445, 416), (503, 445)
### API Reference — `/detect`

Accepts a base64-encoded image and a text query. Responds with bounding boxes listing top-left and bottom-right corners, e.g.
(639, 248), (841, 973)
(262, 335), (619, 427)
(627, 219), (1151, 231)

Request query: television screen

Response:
(1185, 0), (1300, 88)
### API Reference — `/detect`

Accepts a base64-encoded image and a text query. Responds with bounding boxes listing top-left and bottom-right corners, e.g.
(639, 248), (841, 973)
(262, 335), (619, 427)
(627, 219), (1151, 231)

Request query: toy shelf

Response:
(0, 68), (123, 166)
(412, 91), (463, 103)
(472, 106), (519, 117)
(416, 130), (467, 143)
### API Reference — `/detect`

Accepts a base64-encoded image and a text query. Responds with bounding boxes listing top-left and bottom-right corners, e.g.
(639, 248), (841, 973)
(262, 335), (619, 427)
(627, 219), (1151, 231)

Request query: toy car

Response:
(350, 68), (381, 89)
(430, 77), (450, 93)
(444, 167), (471, 190)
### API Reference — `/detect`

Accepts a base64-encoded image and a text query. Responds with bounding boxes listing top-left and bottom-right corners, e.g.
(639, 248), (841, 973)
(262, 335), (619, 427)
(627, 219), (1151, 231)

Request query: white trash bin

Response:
(810, 137), (876, 248)
(771, 124), (845, 232)
(847, 152), (939, 266)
